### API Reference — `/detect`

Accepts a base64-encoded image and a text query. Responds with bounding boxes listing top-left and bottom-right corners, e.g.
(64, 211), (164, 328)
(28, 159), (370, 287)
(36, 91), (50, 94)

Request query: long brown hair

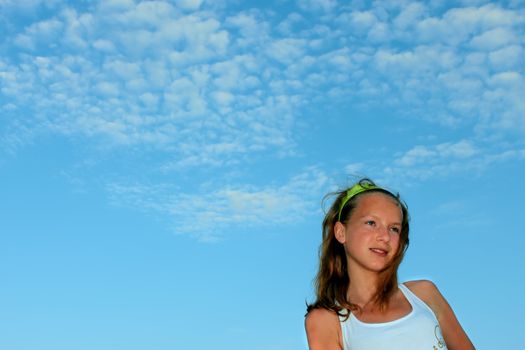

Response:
(306, 178), (410, 319)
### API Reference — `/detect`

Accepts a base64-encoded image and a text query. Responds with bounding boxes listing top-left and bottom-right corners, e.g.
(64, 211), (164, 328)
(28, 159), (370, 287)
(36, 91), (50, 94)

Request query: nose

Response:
(376, 225), (390, 242)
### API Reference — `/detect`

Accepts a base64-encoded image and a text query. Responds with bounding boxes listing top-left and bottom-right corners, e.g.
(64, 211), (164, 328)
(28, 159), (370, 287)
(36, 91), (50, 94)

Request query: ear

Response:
(334, 221), (346, 244)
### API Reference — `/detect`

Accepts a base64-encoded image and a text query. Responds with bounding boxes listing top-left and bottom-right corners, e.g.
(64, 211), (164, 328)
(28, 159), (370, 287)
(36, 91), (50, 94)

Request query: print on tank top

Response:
(433, 324), (446, 349)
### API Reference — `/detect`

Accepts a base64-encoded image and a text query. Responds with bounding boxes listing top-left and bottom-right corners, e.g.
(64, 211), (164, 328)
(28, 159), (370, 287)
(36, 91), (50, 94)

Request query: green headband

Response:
(337, 182), (382, 222)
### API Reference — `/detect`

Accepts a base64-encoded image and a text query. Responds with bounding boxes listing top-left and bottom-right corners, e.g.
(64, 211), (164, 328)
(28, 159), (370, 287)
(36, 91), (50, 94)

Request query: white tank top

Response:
(340, 283), (447, 350)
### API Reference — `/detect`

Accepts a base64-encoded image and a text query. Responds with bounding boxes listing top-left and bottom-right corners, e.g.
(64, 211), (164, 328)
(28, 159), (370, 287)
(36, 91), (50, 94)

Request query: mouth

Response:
(369, 248), (388, 257)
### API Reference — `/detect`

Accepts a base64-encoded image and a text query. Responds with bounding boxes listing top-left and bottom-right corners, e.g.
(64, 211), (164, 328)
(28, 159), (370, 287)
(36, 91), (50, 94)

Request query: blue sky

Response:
(1, 0), (524, 349)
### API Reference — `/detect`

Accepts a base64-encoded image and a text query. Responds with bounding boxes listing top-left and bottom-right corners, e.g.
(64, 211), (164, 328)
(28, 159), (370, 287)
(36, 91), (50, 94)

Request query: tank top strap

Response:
(398, 283), (437, 316)
(398, 283), (417, 305)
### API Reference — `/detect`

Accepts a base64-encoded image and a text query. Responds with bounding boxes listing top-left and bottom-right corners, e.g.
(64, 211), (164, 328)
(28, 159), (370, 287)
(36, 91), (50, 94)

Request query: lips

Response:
(369, 248), (388, 256)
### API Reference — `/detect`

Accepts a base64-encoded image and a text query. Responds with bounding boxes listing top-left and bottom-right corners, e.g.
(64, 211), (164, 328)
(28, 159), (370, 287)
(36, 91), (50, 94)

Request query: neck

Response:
(346, 268), (381, 307)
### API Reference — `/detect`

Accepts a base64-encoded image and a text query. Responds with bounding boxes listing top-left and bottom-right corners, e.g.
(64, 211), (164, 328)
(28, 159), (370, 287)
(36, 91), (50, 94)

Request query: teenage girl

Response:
(305, 179), (475, 350)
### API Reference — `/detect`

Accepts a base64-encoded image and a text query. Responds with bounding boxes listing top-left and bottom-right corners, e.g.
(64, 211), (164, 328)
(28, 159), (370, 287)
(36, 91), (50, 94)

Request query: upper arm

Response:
(406, 280), (475, 350)
(305, 308), (343, 350)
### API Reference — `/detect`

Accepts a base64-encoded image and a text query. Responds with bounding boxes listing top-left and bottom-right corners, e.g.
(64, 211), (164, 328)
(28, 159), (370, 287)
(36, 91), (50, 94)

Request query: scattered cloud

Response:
(1, 0), (524, 239)
(2, 1), (524, 156)
(470, 27), (519, 50)
(344, 162), (365, 174)
(297, 0), (337, 13)
(106, 167), (330, 241)
(380, 140), (524, 182)
(397, 140), (478, 167)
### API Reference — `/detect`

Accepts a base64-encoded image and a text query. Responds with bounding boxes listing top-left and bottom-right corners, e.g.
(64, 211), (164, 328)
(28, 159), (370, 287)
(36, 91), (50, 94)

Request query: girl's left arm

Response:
(415, 280), (476, 350)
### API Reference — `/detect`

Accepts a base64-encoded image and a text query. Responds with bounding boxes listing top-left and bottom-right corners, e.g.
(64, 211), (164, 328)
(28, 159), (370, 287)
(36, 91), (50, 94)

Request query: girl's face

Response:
(335, 192), (403, 273)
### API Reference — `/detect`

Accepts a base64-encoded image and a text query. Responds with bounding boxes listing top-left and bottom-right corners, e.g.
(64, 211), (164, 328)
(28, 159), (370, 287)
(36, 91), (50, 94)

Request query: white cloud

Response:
(374, 45), (460, 76)
(266, 38), (307, 65)
(367, 21), (389, 42)
(92, 39), (116, 52)
(13, 34), (35, 50)
(415, 4), (523, 45)
(212, 90), (234, 106)
(31, 17), (63, 34)
(470, 27), (518, 50)
(341, 10), (378, 33)
(0, 0), (62, 19)
(177, 0), (203, 11)
(106, 167), (330, 241)
(489, 45), (523, 70)
(398, 145), (436, 166)
(488, 71), (522, 87)
(374, 139), (524, 182)
(211, 57), (251, 90)
(436, 140), (478, 158)
(115, 1), (176, 26)
(103, 60), (142, 80)
(225, 10), (271, 50)
(60, 8), (91, 49)
(394, 140), (478, 169)
(139, 92), (159, 110)
(344, 163), (365, 174)
(297, 0), (337, 13)
(276, 12), (304, 35)
(96, 81), (120, 96)
(97, 0), (135, 12)
(393, 2), (427, 30)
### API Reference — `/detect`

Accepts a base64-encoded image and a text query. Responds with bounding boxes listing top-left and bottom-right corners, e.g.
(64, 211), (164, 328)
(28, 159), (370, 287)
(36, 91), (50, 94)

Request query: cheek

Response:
(391, 234), (401, 250)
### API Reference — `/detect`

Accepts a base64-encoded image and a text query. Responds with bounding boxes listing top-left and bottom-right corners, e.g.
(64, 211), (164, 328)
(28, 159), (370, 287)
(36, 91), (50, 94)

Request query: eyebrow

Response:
(357, 214), (402, 225)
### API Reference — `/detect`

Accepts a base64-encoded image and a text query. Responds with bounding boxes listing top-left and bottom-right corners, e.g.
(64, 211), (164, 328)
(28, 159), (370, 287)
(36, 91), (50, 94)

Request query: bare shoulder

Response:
(305, 307), (340, 334)
(404, 280), (476, 349)
(305, 308), (342, 350)
(404, 279), (441, 307)
(404, 279), (438, 293)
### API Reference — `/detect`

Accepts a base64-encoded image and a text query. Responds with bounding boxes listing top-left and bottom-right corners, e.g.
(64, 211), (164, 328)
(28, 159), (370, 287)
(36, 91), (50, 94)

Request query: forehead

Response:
(353, 192), (402, 217)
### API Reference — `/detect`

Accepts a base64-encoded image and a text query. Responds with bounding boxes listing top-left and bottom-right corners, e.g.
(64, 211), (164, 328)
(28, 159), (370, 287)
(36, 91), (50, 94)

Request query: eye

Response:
(365, 220), (376, 226)
(390, 226), (401, 234)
